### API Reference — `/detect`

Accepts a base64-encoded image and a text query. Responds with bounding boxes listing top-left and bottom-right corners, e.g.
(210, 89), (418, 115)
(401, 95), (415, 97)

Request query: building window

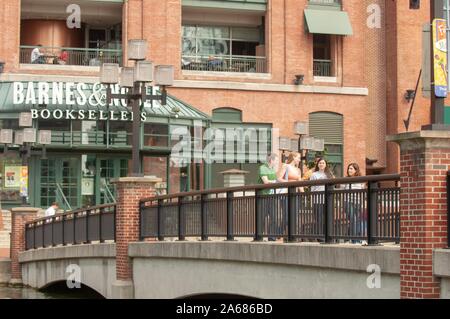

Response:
(182, 25), (266, 73)
(210, 108), (272, 188)
(313, 34), (334, 77)
(308, 112), (344, 177)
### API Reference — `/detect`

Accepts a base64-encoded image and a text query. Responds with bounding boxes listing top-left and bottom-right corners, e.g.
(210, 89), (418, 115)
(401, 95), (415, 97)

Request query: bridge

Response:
(3, 150), (450, 299)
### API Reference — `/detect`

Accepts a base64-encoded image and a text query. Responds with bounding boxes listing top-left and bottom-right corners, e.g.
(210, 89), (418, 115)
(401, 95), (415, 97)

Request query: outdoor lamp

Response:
(294, 121), (309, 136)
(290, 139), (299, 152)
(38, 130), (52, 145)
(23, 128), (37, 143)
(313, 138), (325, 152)
(14, 130), (24, 145)
(100, 63), (120, 84)
(120, 67), (135, 88)
(0, 129), (13, 144)
(135, 61), (154, 82)
(128, 39), (147, 61)
(279, 137), (291, 151)
(294, 74), (304, 85)
(154, 65), (175, 86)
(19, 112), (33, 127)
(300, 136), (314, 150)
(405, 89), (416, 102)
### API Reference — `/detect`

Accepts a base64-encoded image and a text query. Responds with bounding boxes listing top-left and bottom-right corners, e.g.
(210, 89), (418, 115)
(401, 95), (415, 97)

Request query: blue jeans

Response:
(345, 202), (366, 242)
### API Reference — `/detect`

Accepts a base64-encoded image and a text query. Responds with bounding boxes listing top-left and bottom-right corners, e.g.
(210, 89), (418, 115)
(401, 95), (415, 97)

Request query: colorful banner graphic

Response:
(19, 166), (28, 197)
(433, 19), (448, 98)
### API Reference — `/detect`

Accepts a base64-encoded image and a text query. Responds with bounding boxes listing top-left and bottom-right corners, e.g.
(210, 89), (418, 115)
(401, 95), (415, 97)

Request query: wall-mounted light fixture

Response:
(294, 74), (304, 85)
(409, 0), (420, 9)
(405, 89), (416, 102)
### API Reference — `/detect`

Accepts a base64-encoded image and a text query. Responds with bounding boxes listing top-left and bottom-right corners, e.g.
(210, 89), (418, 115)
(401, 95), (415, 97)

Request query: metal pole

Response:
(131, 82), (142, 176)
(226, 191), (234, 241)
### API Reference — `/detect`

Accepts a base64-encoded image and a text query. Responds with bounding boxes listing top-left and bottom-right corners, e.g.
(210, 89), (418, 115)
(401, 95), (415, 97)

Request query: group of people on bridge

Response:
(258, 152), (366, 243)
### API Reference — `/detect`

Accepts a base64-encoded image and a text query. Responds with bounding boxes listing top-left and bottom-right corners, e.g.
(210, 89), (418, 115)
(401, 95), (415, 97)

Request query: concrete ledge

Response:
(19, 243), (116, 263)
(11, 207), (40, 214)
(112, 280), (134, 299)
(433, 249), (450, 278)
(0, 258), (11, 285)
(129, 242), (400, 274)
(174, 80), (369, 96)
(19, 64), (100, 73)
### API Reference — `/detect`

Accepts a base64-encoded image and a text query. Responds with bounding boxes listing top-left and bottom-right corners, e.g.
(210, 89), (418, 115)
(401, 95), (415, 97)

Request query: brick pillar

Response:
(111, 177), (160, 299)
(388, 131), (450, 299)
(9, 207), (39, 287)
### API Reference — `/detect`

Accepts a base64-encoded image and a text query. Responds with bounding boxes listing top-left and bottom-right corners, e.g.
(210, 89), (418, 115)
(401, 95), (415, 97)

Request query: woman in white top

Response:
(309, 158), (334, 240)
(344, 163), (366, 244)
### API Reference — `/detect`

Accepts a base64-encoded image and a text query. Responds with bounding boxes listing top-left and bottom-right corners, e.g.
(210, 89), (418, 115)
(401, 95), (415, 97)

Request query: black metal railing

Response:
(25, 204), (115, 250)
(140, 174), (401, 244)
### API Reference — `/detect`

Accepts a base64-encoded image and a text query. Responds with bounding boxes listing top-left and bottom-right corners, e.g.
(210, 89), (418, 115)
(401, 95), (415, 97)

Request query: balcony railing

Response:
(182, 55), (267, 73)
(20, 46), (122, 66)
(313, 59), (332, 77)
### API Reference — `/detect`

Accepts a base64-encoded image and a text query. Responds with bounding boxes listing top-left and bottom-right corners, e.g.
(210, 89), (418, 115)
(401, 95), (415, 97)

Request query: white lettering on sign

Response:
(38, 82), (50, 105)
(13, 82), (25, 104)
(12, 81), (155, 108)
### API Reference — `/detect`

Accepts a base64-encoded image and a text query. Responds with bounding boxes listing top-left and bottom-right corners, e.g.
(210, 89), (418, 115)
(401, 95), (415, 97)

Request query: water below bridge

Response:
(0, 283), (104, 299)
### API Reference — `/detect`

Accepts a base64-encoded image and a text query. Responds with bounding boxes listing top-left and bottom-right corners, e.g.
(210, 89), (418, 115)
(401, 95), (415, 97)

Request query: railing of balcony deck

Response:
(313, 59), (332, 77)
(182, 55), (267, 73)
(20, 46), (122, 66)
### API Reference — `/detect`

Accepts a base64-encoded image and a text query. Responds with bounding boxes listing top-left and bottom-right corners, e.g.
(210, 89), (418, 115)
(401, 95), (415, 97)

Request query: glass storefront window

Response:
(144, 124), (169, 147)
(109, 121), (132, 146)
(0, 119), (19, 130)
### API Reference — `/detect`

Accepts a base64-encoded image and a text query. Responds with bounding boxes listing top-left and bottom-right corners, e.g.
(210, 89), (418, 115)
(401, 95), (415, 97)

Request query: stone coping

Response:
(387, 130), (450, 142)
(11, 207), (41, 214)
(433, 249), (450, 278)
(18, 243), (115, 263)
(111, 177), (162, 184)
(129, 242), (400, 275)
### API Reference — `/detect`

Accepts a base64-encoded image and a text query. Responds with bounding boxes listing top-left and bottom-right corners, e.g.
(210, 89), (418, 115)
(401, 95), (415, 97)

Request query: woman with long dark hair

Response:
(344, 163), (366, 244)
(309, 158), (334, 240)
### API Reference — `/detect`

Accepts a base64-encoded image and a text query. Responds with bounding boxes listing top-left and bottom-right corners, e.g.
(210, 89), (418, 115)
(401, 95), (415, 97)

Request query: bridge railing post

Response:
(226, 191), (234, 241)
(367, 181), (379, 245)
(157, 199), (164, 241)
(178, 196), (185, 241)
(324, 184), (334, 244)
(254, 190), (263, 242)
(201, 194), (208, 241)
(288, 187), (297, 243)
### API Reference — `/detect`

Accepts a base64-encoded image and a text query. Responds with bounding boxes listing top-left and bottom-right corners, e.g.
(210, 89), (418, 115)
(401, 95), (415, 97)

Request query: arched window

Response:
(309, 112), (344, 177)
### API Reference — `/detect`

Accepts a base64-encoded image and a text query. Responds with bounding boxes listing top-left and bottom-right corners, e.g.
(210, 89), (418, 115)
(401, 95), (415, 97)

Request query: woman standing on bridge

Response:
(310, 158), (334, 241)
(344, 163), (366, 244)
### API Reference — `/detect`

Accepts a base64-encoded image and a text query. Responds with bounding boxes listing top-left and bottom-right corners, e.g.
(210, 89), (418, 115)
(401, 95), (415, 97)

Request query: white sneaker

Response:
(361, 240), (368, 246)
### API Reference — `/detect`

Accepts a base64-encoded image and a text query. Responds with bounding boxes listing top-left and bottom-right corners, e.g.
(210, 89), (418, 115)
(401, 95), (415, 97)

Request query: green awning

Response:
(304, 9), (353, 36)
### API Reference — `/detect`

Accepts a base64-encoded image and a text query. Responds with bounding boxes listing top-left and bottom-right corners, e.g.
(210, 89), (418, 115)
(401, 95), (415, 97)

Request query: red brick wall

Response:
(114, 179), (157, 281)
(10, 209), (38, 281)
(399, 144), (449, 299)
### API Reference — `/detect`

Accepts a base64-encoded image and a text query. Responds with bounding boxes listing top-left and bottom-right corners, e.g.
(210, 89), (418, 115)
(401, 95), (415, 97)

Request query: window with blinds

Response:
(308, 112), (344, 177)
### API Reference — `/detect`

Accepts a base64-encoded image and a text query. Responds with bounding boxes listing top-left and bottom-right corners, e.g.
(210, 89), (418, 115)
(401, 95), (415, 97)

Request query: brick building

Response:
(0, 0), (444, 210)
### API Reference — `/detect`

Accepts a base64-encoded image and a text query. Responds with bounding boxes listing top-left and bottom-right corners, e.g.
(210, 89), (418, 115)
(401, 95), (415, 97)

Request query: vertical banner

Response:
(433, 18), (448, 98)
(19, 166), (28, 197)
